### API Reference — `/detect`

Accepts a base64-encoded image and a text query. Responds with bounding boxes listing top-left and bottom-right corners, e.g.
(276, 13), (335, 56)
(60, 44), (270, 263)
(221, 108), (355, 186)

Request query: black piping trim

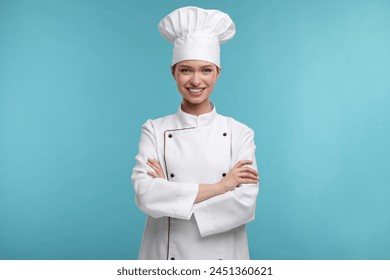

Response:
(163, 127), (196, 260)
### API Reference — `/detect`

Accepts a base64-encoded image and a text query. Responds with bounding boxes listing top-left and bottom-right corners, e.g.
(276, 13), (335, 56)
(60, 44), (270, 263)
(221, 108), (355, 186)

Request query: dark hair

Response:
(171, 64), (177, 76)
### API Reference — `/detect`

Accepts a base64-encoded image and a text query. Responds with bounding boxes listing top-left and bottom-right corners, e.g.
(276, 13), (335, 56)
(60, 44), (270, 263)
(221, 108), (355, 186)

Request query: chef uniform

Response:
(131, 6), (259, 260)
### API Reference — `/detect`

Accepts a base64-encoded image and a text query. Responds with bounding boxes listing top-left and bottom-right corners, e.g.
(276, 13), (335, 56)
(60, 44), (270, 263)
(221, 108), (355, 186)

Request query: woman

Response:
(132, 6), (259, 260)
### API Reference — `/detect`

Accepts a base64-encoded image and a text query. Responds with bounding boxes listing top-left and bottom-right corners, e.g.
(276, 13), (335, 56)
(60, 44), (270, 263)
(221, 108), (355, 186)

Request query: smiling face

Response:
(172, 60), (220, 115)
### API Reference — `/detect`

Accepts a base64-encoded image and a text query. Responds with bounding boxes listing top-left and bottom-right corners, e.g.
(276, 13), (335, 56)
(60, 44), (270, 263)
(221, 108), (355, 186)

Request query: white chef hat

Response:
(158, 6), (236, 67)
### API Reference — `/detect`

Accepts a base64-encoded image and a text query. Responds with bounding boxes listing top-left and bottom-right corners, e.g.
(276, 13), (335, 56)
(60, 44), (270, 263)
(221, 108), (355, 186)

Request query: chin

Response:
(184, 97), (209, 105)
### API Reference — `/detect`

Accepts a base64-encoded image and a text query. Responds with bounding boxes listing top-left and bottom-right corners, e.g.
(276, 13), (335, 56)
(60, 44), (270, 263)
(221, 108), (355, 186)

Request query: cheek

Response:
(205, 77), (217, 88)
(175, 75), (188, 87)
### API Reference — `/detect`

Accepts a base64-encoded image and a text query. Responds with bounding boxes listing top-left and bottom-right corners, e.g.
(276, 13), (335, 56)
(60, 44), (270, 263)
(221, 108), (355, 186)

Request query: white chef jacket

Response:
(131, 103), (259, 260)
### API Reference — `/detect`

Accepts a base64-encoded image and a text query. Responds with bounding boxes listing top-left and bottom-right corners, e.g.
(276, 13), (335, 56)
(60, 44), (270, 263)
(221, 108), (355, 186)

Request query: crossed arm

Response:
(146, 158), (259, 203)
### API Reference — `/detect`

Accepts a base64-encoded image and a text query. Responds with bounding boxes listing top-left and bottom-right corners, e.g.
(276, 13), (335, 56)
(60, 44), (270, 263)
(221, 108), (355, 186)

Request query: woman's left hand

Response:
(146, 158), (166, 179)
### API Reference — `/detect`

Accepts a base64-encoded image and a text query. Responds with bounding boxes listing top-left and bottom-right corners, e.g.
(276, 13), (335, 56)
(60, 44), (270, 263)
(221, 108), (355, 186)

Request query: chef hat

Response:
(158, 6), (236, 67)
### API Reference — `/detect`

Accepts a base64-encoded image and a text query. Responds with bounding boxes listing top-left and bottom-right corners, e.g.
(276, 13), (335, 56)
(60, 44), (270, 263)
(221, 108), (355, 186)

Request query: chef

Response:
(131, 6), (260, 260)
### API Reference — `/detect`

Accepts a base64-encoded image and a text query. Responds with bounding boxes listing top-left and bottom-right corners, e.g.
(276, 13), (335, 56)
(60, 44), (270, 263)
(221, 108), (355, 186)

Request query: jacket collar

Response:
(176, 102), (218, 128)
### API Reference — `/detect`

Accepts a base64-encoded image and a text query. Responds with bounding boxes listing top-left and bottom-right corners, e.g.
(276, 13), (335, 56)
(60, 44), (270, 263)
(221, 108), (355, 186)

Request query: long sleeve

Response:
(131, 120), (199, 219)
(193, 122), (259, 237)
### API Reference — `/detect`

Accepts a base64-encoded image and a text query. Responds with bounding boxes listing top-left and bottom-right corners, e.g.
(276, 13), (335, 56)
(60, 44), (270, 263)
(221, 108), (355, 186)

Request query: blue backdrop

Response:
(1, 0), (389, 260)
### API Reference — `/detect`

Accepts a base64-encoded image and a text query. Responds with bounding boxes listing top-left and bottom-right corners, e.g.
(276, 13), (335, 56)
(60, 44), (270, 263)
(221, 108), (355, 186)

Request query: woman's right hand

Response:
(217, 160), (259, 193)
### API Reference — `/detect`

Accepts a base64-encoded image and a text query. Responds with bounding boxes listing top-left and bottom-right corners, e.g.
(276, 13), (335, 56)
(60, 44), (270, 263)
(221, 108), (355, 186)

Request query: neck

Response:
(181, 100), (212, 116)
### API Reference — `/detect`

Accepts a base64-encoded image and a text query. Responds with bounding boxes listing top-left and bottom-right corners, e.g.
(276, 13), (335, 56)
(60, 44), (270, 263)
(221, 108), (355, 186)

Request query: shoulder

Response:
(141, 113), (177, 130)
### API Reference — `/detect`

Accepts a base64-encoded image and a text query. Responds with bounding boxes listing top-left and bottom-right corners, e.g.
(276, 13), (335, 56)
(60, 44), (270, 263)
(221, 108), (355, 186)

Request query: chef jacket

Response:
(131, 103), (259, 260)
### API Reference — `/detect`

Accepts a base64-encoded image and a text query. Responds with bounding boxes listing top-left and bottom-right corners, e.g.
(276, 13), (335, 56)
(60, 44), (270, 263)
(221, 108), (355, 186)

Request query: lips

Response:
(186, 88), (205, 96)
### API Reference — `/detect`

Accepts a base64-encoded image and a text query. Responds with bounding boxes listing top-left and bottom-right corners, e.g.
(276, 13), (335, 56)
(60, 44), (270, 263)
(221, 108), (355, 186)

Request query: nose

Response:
(190, 72), (201, 86)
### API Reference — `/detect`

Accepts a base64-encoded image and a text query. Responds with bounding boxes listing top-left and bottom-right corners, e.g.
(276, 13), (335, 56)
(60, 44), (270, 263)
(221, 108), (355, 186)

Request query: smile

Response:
(187, 88), (205, 95)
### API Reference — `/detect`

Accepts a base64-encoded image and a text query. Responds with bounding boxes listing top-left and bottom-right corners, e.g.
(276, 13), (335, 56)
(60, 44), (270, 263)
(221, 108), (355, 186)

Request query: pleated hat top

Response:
(158, 6), (236, 67)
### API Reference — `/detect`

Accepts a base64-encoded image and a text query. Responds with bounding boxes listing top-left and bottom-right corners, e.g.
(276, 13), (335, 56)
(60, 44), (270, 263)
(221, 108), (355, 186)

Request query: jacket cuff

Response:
(173, 182), (199, 220)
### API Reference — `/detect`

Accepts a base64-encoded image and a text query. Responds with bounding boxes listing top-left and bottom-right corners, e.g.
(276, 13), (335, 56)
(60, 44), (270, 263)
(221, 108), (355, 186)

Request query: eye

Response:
(202, 68), (213, 73)
(179, 68), (191, 74)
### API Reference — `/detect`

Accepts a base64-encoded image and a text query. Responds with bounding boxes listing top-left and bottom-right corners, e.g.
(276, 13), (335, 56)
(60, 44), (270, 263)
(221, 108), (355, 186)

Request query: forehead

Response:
(176, 60), (215, 68)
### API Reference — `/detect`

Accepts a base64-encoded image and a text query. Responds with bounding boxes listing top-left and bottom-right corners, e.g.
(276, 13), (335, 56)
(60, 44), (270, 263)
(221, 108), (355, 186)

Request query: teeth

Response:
(189, 88), (203, 93)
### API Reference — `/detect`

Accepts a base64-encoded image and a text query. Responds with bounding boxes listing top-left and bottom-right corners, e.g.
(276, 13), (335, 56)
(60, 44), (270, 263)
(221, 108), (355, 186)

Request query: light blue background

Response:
(1, 0), (390, 260)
